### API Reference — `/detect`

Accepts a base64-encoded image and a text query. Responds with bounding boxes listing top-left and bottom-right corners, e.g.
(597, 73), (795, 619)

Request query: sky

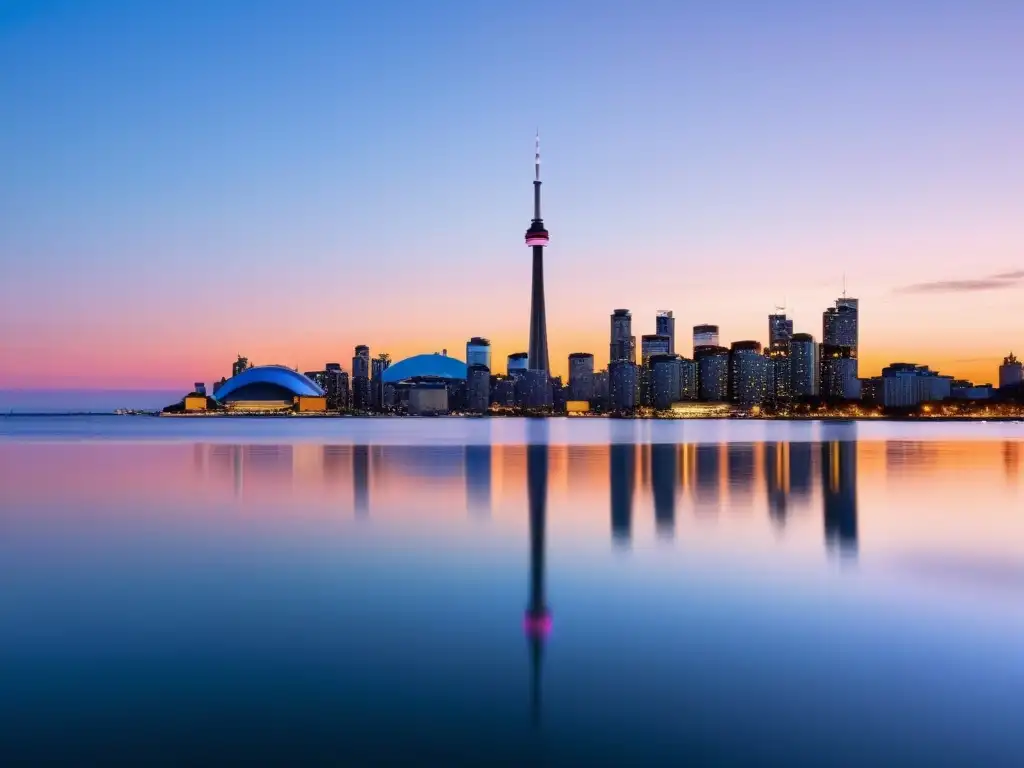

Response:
(1, 0), (1023, 388)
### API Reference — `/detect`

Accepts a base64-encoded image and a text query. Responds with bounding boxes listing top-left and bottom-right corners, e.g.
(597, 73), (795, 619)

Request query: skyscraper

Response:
(371, 353), (392, 410)
(352, 345), (370, 379)
(610, 309), (635, 363)
(655, 310), (676, 355)
(525, 133), (550, 374)
(768, 312), (794, 402)
(467, 365), (491, 413)
(466, 337), (491, 370)
(609, 360), (638, 412)
(822, 296), (859, 400)
(568, 352), (595, 401)
(640, 334), (671, 364)
(693, 324), (720, 351)
(695, 345), (729, 401)
(790, 333), (819, 397)
(729, 341), (771, 406)
(649, 354), (682, 410)
(232, 355), (251, 378)
(507, 352), (529, 377)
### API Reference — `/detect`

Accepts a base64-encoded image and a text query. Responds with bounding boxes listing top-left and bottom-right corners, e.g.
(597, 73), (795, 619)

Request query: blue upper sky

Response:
(2, 0), (1023, 386)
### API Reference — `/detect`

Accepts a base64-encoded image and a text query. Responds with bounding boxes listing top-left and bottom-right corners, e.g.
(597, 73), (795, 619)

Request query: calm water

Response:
(1, 417), (1022, 765)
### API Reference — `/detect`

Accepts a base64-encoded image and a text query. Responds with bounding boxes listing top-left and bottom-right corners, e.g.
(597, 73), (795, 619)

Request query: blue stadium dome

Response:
(382, 354), (468, 384)
(214, 365), (324, 403)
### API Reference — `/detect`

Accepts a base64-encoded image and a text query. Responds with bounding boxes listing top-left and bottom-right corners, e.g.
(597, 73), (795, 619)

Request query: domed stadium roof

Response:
(381, 354), (468, 384)
(214, 365), (324, 402)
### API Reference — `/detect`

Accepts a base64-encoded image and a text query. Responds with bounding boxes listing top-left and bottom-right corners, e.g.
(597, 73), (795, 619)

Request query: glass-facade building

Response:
(655, 311), (675, 355)
(467, 365), (491, 413)
(466, 337), (491, 371)
(352, 345), (371, 379)
(822, 297), (859, 400)
(609, 360), (638, 412)
(692, 324), (720, 352)
(695, 345), (729, 402)
(568, 353), (595, 401)
(729, 341), (771, 406)
(507, 352), (529, 377)
(640, 334), (671, 365)
(610, 309), (635, 364)
(649, 354), (681, 410)
(790, 333), (819, 397)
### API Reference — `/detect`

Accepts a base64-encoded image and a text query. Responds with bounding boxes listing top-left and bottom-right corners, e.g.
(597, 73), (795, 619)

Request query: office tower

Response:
(352, 363), (372, 411)
(593, 369), (610, 408)
(999, 352), (1023, 390)
(679, 357), (698, 400)
(649, 354), (681, 410)
(820, 345), (859, 401)
(371, 354), (392, 410)
(492, 376), (516, 407)
(466, 337), (491, 370)
(640, 334), (671, 364)
(193, 382), (206, 396)
(609, 360), (638, 411)
(768, 312), (793, 402)
(656, 310), (676, 355)
(822, 296), (859, 399)
(515, 370), (552, 409)
(692, 324), (720, 351)
(232, 355), (250, 378)
(729, 341), (770, 406)
(609, 309), (635, 363)
(862, 363), (952, 407)
(507, 352), (529, 377)
(790, 333), (819, 397)
(525, 132), (550, 374)
(324, 363), (349, 411)
(352, 345), (370, 379)
(768, 313), (794, 348)
(467, 365), (491, 413)
(568, 352), (595, 401)
(695, 345), (729, 401)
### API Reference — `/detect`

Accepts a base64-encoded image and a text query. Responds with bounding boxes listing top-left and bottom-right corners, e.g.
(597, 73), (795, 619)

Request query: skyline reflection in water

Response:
(1, 424), (1023, 763)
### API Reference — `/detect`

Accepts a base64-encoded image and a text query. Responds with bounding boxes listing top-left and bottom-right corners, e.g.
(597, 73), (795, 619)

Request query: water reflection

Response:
(353, 445), (369, 517)
(822, 441), (858, 559)
(610, 444), (635, 547)
(1, 430), (1022, 764)
(525, 441), (550, 727)
(650, 444), (676, 539)
(464, 445), (492, 516)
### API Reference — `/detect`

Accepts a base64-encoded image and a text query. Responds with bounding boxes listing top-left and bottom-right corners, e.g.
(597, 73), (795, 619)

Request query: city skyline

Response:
(3, 2), (1023, 389)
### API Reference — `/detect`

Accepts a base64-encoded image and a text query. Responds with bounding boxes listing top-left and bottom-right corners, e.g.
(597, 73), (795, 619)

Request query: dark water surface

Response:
(1, 417), (1022, 765)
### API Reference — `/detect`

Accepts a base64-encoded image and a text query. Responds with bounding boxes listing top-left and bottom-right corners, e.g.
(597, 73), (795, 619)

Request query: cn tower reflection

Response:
(524, 425), (551, 727)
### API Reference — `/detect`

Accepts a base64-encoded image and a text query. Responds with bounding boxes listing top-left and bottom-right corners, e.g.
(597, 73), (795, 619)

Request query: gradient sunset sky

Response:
(2, 0), (1022, 388)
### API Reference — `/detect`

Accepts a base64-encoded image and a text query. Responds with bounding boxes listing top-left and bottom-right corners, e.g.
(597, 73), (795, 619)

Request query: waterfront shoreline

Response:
(2, 412), (1023, 423)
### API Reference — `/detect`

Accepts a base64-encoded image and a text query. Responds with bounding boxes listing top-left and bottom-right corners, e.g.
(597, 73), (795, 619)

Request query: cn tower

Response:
(525, 132), (550, 374)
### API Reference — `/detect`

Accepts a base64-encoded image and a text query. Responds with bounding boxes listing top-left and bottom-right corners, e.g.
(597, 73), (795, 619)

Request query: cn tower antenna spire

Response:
(535, 129), (541, 181)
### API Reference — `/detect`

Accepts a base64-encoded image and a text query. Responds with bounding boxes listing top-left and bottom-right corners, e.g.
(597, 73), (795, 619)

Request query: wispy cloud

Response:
(896, 270), (1024, 294)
